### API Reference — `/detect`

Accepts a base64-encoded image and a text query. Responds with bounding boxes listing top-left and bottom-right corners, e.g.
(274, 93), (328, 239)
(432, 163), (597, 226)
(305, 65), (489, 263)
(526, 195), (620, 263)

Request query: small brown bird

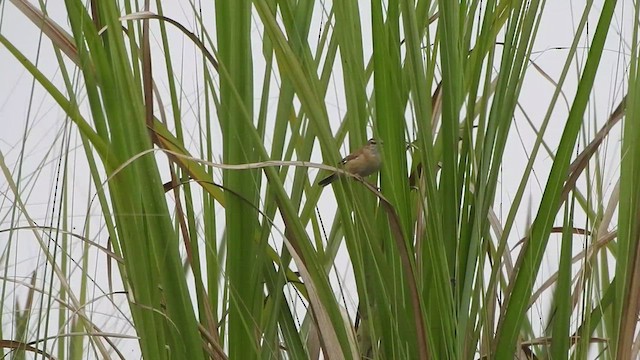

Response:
(318, 138), (382, 186)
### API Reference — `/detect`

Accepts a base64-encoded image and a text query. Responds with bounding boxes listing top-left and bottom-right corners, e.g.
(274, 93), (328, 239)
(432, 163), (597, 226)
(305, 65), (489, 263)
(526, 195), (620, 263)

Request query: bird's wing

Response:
(340, 152), (361, 164)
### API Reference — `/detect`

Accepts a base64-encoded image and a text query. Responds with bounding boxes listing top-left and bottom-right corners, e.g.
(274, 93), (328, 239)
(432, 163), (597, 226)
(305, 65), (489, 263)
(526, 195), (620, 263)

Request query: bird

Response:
(318, 138), (382, 186)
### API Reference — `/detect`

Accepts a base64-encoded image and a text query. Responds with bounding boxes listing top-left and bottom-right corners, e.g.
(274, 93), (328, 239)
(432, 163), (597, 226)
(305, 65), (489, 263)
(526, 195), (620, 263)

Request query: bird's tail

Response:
(318, 173), (337, 186)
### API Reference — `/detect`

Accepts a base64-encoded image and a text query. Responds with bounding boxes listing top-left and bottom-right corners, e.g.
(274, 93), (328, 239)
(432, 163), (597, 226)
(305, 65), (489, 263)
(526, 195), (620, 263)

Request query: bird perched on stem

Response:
(318, 138), (382, 186)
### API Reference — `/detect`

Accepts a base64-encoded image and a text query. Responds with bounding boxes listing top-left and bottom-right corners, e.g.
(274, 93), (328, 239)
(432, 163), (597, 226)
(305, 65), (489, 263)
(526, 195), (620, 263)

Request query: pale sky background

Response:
(0, 0), (635, 358)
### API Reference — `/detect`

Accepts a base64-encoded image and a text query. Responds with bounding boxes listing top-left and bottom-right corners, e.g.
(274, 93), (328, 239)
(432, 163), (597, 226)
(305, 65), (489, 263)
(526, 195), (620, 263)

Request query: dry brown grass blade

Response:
(527, 187), (621, 319)
(0, 340), (55, 359)
(119, 11), (218, 69)
(520, 335), (608, 346)
(511, 227), (591, 250)
(148, 123), (226, 206)
(306, 318), (321, 360)
(564, 182), (620, 320)
(632, 330), (640, 359)
(431, 81), (443, 135)
(561, 96), (626, 201)
(528, 230), (617, 307)
(616, 224), (640, 358)
(0, 226), (123, 263)
(529, 59), (572, 112)
(197, 323), (228, 360)
(141, 3), (153, 131)
(526, 182), (619, 333)
(9, 0), (79, 64)
(481, 336), (608, 359)
(89, 0), (101, 29)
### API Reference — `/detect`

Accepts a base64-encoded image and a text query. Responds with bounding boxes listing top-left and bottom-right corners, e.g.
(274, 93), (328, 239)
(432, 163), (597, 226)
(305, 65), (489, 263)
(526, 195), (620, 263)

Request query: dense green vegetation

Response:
(1, 0), (638, 358)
